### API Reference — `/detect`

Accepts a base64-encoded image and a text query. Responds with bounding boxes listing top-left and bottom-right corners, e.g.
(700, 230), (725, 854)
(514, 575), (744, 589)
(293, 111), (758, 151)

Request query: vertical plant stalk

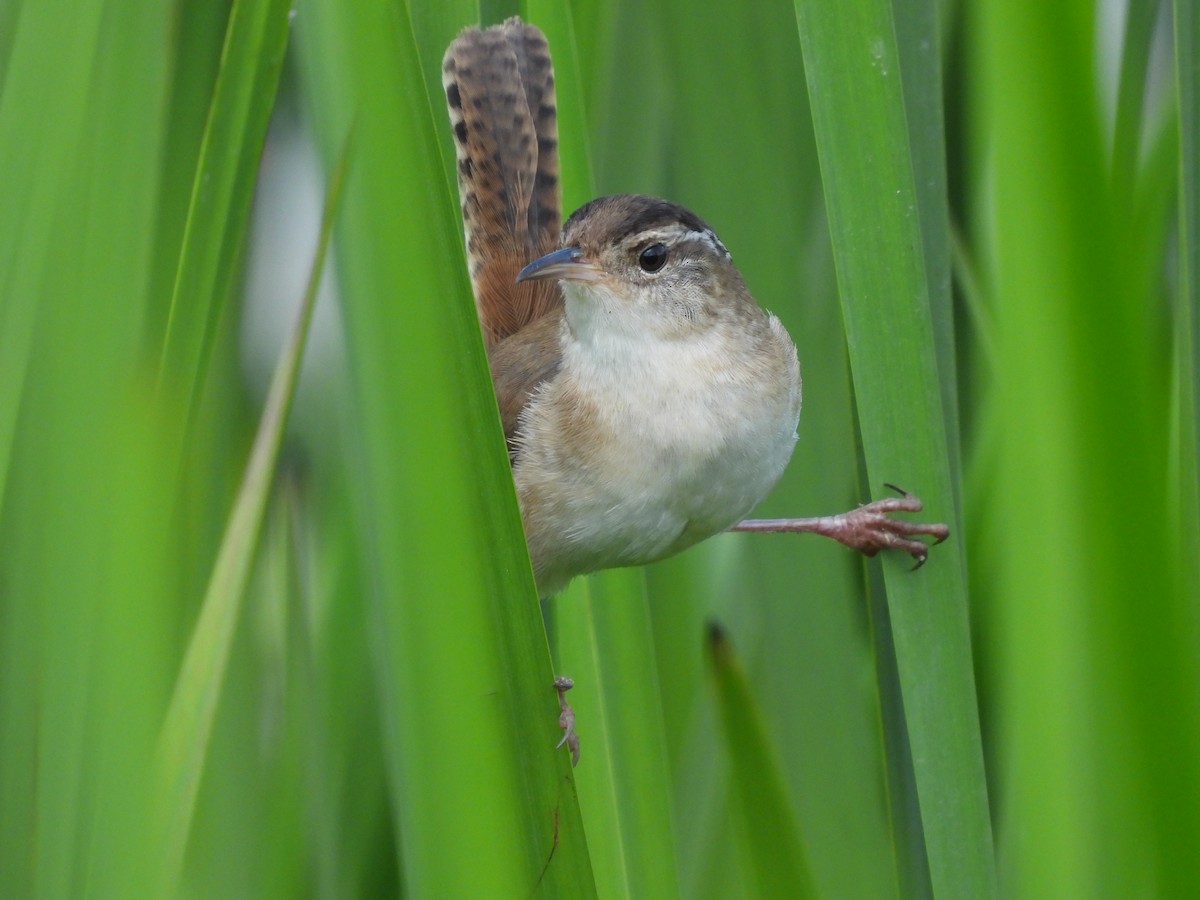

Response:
(296, 1), (597, 893)
(553, 571), (682, 898)
(980, 0), (1197, 892)
(706, 623), (817, 899)
(792, 0), (996, 896)
(1175, 0), (1200, 592)
(1111, 0), (1165, 193)
(0, 2), (106, 516)
(154, 133), (351, 894)
(156, 0), (293, 441)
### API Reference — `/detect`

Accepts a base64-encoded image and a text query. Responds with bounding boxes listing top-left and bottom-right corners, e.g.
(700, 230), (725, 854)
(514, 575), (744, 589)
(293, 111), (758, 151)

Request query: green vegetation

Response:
(0, 0), (1194, 896)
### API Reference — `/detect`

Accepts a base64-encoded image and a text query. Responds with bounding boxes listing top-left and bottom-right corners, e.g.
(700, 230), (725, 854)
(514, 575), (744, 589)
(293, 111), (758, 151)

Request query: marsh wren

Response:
(443, 19), (947, 601)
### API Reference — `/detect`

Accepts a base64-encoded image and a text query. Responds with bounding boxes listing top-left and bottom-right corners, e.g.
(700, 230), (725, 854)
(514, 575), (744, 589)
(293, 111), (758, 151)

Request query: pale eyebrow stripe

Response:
(632, 223), (733, 262)
(678, 228), (731, 260)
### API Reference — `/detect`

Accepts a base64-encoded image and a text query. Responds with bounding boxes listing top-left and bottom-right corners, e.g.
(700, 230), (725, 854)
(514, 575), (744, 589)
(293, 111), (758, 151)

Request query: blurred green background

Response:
(1, 0), (1196, 896)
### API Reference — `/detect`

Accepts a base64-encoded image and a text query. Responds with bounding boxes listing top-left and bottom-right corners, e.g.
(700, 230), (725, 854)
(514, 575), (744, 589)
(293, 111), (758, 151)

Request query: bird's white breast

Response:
(515, 297), (801, 595)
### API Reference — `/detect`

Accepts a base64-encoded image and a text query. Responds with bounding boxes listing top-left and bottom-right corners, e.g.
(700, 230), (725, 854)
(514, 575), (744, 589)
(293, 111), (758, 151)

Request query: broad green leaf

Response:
(977, 0), (1199, 893)
(0, 2), (174, 896)
(297, 0), (596, 893)
(793, 0), (997, 896)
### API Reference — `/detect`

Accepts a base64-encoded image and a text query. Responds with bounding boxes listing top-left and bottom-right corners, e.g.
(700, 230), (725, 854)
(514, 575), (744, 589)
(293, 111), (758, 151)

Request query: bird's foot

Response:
(731, 484), (949, 568)
(553, 675), (580, 767)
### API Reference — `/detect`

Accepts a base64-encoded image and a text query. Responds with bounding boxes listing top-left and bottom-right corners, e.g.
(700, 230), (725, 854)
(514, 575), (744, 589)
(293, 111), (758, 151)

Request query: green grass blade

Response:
(526, 0), (596, 208)
(155, 134), (350, 894)
(143, 0), (235, 350)
(1111, 0), (1164, 192)
(0, 0), (18, 71)
(157, 0), (292, 428)
(893, 0), (960, 500)
(792, 1), (997, 896)
(865, 567), (931, 900)
(0, 1), (105, 514)
(1175, 0), (1200, 598)
(884, 3), (959, 892)
(706, 623), (817, 899)
(3, 1), (1198, 896)
(977, 0), (1200, 892)
(0, 2), (175, 895)
(483, 1), (520, 27)
(552, 573), (681, 899)
(297, 1), (596, 893)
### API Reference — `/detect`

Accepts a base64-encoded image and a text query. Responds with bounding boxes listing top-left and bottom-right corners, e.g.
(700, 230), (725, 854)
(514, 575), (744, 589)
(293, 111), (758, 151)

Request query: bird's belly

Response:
(516, 359), (799, 595)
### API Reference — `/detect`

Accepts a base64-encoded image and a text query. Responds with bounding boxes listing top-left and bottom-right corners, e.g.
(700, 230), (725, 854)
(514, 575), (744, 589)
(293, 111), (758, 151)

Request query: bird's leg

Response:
(553, 676), (580, 767)
(731, 484), (949, 568)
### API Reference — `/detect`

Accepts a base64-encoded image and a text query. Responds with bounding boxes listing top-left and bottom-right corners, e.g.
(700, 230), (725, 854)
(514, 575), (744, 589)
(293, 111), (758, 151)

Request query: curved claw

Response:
(883, 487), (950, 547)
(851, 491), (950, 566)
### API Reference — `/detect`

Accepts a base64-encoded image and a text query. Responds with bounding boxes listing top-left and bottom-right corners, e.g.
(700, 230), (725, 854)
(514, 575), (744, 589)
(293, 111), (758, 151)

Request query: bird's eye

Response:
(638, 243), (668, 273)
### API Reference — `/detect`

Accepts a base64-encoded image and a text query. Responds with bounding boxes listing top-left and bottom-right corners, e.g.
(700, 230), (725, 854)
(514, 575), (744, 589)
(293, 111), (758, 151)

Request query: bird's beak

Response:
(515, 247), (604, 283)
